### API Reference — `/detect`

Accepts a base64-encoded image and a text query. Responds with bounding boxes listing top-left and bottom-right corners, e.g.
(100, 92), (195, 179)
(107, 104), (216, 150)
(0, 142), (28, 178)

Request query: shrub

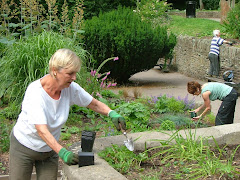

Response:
(83, 6), (176, 83)
(136, 0), (172, 24)
(202, 0), (220, 10)
(223, 2), (240, 39)
(0, 31), (89, 107)
(83, 0), (136, 20)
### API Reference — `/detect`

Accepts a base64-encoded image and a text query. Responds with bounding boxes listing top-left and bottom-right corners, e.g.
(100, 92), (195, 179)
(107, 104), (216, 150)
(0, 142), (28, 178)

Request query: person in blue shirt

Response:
(187, 81), (238, 126)
(208, 30), (231, 77)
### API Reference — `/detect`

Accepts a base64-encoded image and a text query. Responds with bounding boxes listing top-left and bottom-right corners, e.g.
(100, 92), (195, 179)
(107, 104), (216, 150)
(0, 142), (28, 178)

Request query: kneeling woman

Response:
(187, 81), (238, 125)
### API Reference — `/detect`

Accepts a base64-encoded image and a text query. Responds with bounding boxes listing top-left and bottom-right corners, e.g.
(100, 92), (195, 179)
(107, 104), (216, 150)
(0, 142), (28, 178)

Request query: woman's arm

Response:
(194, 104), (205, 113)
(193, 91), (211, 120)
(200, 91), (211, 117)
(35, 124), (63, 153)
(87, 98), (111, 115)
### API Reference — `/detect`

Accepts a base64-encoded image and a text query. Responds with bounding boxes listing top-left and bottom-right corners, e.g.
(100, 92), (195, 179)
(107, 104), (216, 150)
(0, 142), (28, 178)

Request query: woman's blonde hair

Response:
(49, 49), (81, 76)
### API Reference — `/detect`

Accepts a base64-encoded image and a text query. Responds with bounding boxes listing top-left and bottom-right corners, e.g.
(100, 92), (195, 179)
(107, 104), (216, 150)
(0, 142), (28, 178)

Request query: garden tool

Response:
(119, 123), (134, 151)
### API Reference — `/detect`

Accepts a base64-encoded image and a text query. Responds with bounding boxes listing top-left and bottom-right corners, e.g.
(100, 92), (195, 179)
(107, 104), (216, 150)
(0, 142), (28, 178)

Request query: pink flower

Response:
(114, 57), (119, 61)
(106, 71), (110, 75)
(111, 83), (117, 87)
(107, 83), (112, 88)
(100, 81), (104, 88)
(96, 92), (102, 98)
(102, 76), (107, 81)
(91, 70), (96, 76)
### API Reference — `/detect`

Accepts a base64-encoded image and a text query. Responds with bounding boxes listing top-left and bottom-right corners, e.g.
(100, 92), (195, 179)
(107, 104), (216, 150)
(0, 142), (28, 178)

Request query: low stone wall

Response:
(173, 35), (240, 82)
(168, 11), (220, 18)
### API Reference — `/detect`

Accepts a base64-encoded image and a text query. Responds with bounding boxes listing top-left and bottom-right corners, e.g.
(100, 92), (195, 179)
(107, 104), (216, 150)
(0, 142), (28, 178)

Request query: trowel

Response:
(119, 124), (134, 151)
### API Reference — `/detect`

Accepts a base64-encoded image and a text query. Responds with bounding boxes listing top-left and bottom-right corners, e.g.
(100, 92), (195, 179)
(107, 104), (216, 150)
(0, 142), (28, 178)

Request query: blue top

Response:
(209, 37), (224, 56)
(201, 82), (232, 101)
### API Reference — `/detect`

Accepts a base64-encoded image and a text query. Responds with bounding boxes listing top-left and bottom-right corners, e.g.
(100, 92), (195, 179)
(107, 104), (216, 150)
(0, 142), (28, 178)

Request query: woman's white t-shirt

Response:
(13, 78), (93, 152)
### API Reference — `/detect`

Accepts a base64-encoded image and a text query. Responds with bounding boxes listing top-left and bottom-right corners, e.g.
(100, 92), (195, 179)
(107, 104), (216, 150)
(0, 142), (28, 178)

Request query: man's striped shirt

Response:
(209, 37), (224, 56)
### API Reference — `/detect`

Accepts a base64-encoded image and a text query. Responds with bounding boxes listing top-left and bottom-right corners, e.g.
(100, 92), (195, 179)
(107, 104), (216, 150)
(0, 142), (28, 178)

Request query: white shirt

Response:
(13, 78), (93, 152)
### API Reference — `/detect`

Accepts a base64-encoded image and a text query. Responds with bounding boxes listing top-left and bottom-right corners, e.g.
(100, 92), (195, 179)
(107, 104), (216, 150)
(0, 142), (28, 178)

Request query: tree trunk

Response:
(199, 0), (204, 10)
(231, 0), (235, 8)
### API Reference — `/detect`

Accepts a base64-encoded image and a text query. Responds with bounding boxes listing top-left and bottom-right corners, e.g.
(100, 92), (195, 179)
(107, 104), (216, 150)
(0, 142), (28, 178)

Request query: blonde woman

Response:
(9, 49), (126, 180)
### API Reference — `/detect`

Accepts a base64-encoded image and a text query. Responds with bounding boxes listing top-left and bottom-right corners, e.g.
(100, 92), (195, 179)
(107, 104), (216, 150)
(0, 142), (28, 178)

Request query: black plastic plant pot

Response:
(191, 112), (197, 118)
(81, 130), (96, 152)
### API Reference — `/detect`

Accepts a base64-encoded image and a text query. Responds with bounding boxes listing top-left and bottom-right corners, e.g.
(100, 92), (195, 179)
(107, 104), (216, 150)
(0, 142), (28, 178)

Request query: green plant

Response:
(156, 113), (194, 128)
(0, 101), (20, 120)
(99, 128), (240, 179)
(101, 89), (119, 98)
(87, 57), (118, 98)
(116, 101), (151, 132)
(0, 162), (6, 171)
(66, 113), (84, 126)
(0, 31), (89, 107)
(83, 6), (176, 83)
(60, 132), (71, 140)
(67, 126), (80, 134)
(152, 95), (185, 114)
(98, 144), (147, 174)
(223, 2), (240, 39)
(160, 120), (176, 130)
(0, 0), (85, 38)
(136, 0), (172, 24)
(202, 0), (220, 10)
(0, 116), (14, 152)
(83, 0), (136, 20)
(202, 112), (215, 125)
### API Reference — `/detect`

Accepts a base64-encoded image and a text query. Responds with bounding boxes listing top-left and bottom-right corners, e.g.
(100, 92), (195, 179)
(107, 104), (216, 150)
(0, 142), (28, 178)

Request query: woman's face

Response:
(56, 68), (77, 88)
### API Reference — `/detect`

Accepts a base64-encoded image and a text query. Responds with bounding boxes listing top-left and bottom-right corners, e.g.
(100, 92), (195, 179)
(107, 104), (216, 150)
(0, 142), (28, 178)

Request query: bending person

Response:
(187, 81), (238, 126)
(9, 48), (126, 180)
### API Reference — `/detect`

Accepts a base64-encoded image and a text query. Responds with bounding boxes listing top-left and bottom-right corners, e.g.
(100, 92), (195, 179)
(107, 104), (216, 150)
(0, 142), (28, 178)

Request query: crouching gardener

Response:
(9, 48), (126, 180)
(187, 81), (238, 126)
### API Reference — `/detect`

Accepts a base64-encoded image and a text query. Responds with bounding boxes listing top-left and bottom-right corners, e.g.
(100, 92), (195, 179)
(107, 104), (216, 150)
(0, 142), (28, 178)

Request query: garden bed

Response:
(124, 144), (240, 179)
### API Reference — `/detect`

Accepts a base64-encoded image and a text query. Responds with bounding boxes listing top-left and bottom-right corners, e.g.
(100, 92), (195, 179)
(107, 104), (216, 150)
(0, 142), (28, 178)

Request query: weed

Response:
(60, 133), (71, 140)
(160, 120), (176, 130)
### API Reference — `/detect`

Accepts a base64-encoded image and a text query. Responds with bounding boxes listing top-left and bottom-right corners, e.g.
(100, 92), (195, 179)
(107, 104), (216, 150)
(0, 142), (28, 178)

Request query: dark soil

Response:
(124, 144), (240, 180)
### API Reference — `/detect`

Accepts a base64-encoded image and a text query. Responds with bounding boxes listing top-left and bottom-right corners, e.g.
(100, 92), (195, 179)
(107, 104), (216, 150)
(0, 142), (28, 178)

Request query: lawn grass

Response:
(168, 15), (225, 38)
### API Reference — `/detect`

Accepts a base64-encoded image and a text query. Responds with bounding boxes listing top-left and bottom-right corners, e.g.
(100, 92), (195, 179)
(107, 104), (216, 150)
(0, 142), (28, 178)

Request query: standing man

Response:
(208, 29), (231, 77)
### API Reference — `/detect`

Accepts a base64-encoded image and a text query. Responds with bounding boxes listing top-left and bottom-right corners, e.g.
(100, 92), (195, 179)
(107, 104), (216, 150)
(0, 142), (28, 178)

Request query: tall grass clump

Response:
(146, 130), (240, 179)
(0, 31), (89, 110)
(99, 129), (240, 179)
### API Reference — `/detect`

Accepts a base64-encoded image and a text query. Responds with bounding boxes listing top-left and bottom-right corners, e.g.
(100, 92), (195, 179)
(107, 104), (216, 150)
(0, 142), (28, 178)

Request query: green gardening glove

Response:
(58, 148), (79, 165)
(109, 110), (126, 131)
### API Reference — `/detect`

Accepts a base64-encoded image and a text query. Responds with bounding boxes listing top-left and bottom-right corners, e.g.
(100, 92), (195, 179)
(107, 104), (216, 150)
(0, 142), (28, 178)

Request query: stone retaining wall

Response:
(173, 35), (240, 82)
(168, 11), (220, 18)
